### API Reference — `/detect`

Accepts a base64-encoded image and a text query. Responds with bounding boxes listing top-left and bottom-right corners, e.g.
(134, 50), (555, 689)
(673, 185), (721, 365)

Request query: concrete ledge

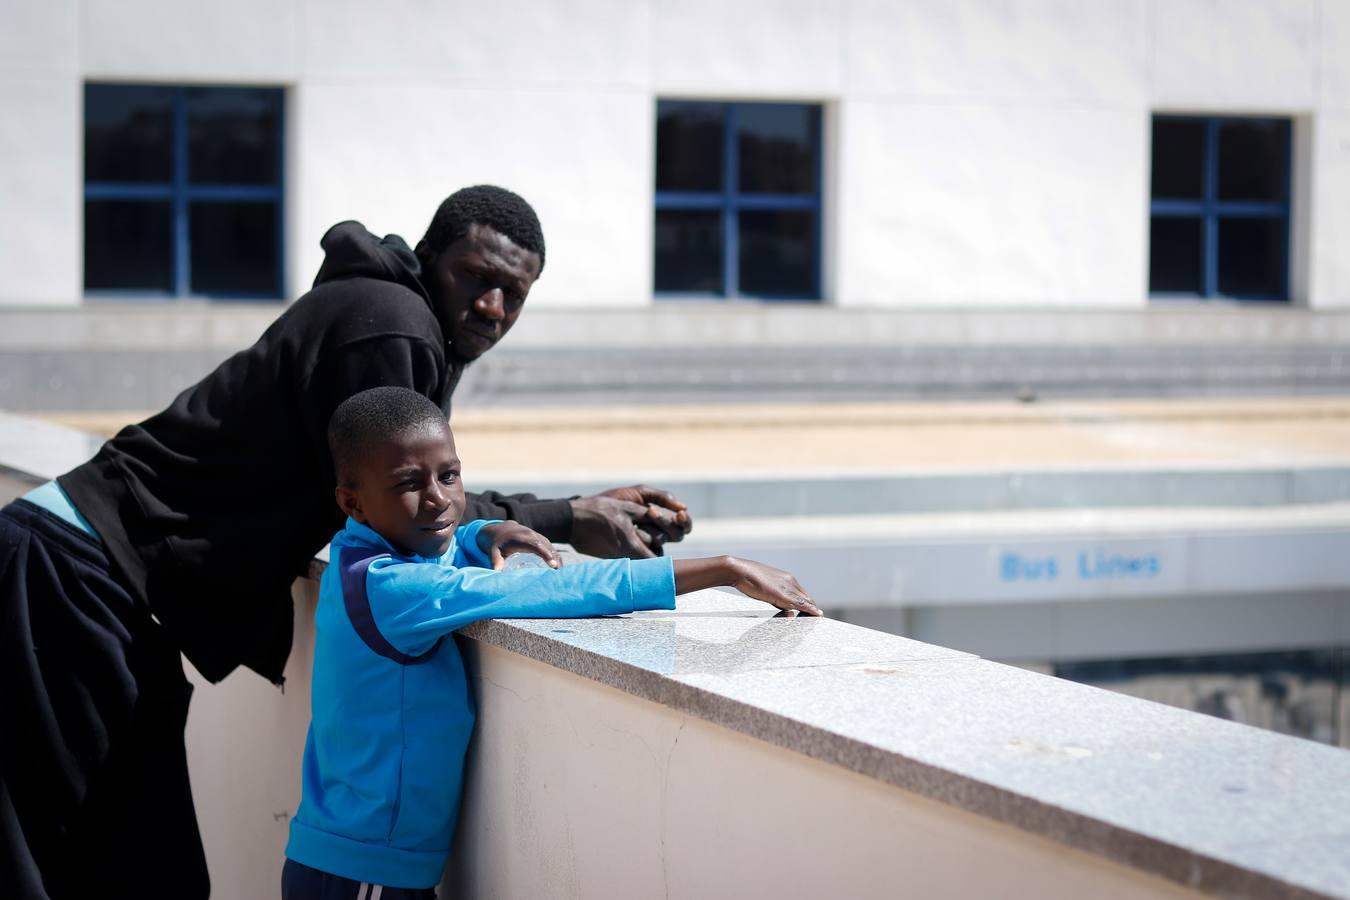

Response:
(0, 411), (104, 484)
(447, 585), (1350, 899)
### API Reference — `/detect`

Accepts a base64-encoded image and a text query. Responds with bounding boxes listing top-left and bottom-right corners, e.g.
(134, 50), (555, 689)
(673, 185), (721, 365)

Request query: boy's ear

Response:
(335, 485), (365, 522)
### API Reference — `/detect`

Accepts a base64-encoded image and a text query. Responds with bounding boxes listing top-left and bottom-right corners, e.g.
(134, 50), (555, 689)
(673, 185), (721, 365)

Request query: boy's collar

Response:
(342, 517), (400, 554)
(341, 516), (455, 562)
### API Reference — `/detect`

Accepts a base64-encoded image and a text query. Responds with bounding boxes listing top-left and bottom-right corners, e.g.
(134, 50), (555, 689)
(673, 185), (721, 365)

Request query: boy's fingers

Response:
(529, 536), (562, 568)
(490, 546), (506, 571)
(789, 585), (822, 616)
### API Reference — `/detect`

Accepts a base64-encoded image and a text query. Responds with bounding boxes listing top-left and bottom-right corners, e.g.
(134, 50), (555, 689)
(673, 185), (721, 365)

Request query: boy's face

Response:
(336, 423), (465, 559)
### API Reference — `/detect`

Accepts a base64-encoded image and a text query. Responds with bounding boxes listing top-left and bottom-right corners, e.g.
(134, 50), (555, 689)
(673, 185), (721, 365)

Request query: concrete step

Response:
(663, 502), (1350, 608)
(474, 464), (1350, 520)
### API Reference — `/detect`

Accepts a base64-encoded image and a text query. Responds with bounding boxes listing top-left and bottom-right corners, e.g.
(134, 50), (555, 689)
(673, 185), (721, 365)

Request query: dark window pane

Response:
(656, 102), (723, 193)
(85, 84), (174, 183)
(1217, 217), (1285, 298)
(654, 210), (722, 293)
(84, 200), (173, 291)
(1218, 120), (1287, 202)
(1151, 119), (1206, 200)
(189, 202), (279, 295)
(737, 104), (819, 195)
(187, 87), (281, 186)
(1149, 217), (1203, 294)
(739, 210), (814, 297)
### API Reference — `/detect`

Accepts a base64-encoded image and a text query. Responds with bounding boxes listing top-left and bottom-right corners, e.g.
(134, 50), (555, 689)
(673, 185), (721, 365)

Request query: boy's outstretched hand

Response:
(673, 556), (823, 617)
(727, 558), (823, 617)
(479, 521), (562, 571)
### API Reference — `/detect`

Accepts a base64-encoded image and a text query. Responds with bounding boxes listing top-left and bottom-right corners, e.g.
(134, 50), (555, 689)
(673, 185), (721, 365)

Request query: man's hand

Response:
(568, 485), (693, 559)
(478, 522), (562, 570)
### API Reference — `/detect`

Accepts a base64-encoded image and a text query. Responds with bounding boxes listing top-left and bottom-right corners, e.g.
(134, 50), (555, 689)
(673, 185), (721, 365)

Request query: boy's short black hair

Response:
(420, 184), (546, 273)
(328, 387), (449, 487)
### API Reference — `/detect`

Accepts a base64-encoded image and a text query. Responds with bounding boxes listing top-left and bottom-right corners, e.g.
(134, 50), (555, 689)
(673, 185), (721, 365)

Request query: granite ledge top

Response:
(305, 555), (1350, 900)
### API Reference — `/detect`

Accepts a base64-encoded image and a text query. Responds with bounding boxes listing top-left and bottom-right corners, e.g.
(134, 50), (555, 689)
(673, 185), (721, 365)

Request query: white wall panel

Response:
(1321, 0), (1350, 112)
(82, 0), (299, 82)
(836, 102), (1147, 306)
(294, 84), (652, 307)
(0, 0), (77, 75)
(1310, 113), (1350, 308)
(300, 0), (649, 89)
(1150, 0), (1319, 111)
(0, 0), (1345, 310)
(845, 0), (1148, 105)
(652, 0), (844, 97)
(0, 79), (81, 305)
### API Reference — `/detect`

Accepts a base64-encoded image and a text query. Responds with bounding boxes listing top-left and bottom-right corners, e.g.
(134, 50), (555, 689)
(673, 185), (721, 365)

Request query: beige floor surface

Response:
(35, 396), (1350, 476)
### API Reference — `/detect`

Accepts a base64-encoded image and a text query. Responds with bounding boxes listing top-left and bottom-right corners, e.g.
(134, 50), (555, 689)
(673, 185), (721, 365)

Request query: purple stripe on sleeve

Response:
(338, 546), (440, 665)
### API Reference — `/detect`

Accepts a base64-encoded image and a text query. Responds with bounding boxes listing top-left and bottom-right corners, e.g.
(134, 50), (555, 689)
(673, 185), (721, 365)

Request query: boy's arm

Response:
(362, 520), (820, 658)
(450, 519), (497, 569)
(365, 555), (675, 657)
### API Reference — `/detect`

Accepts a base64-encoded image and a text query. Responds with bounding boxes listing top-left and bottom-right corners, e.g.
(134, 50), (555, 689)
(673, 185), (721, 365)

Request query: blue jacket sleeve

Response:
(364, 554), (676, 657)
(451, 519), (496, 569)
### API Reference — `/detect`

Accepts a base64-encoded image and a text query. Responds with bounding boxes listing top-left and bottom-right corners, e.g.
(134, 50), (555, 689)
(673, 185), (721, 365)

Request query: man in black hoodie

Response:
(0, 185), (690, 899)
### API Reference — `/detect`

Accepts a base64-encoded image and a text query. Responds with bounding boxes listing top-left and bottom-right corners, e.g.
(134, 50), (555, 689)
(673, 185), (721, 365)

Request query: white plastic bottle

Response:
(503, 552), (550, 570)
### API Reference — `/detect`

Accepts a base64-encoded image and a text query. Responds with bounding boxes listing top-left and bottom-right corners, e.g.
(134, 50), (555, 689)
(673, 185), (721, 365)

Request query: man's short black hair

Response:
(328, 387), (449, 487)
(420, 184), (546, 273)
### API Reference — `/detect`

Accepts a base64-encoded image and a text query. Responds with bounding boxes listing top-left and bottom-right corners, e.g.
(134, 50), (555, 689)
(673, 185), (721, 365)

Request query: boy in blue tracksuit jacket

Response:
(283, 387), (821, 899)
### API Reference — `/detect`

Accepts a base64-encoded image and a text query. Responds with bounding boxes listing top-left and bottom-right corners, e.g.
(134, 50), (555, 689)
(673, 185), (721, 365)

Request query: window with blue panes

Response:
(1149, 115), (1291, 301)
(84, 83), (284, 299)
(654, 101), (822, 300)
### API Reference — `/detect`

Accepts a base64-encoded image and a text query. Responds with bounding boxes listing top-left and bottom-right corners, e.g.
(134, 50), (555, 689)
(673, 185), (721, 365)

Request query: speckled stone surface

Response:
(474, 609), (970, 676)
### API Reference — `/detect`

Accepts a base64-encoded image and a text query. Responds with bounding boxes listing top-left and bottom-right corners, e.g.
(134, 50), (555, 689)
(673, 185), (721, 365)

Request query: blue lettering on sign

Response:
(999, 549), (1160, 583)
(1077, 550), (1160, 580)
(1000, 553), (1059, 581)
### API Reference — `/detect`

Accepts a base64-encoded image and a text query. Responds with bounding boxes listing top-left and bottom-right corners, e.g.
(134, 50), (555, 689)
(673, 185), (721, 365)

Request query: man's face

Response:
(419, 223), (542, 363)
(336, 424), (466, 559)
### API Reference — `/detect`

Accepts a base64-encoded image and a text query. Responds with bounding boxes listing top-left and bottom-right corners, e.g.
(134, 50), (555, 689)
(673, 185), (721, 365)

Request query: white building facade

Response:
(1, 0), (1349, 312)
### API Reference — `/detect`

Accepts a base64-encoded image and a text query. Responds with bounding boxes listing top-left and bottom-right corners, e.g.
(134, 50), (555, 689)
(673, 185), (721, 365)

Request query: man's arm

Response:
(567, 485), (692, 558)
(464, 484), (694, 559)
(463, 490), (573, 543)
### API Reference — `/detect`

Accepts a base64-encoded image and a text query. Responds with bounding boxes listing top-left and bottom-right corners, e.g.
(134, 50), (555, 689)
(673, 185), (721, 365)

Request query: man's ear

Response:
(335, 485), (365, 522)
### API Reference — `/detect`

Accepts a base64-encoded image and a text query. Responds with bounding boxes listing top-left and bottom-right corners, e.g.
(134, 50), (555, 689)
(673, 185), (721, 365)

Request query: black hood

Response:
(313, 221), (429, 301)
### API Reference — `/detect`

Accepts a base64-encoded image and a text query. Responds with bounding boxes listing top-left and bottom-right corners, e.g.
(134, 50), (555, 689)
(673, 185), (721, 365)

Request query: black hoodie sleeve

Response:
(463, 490), (574, 543)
